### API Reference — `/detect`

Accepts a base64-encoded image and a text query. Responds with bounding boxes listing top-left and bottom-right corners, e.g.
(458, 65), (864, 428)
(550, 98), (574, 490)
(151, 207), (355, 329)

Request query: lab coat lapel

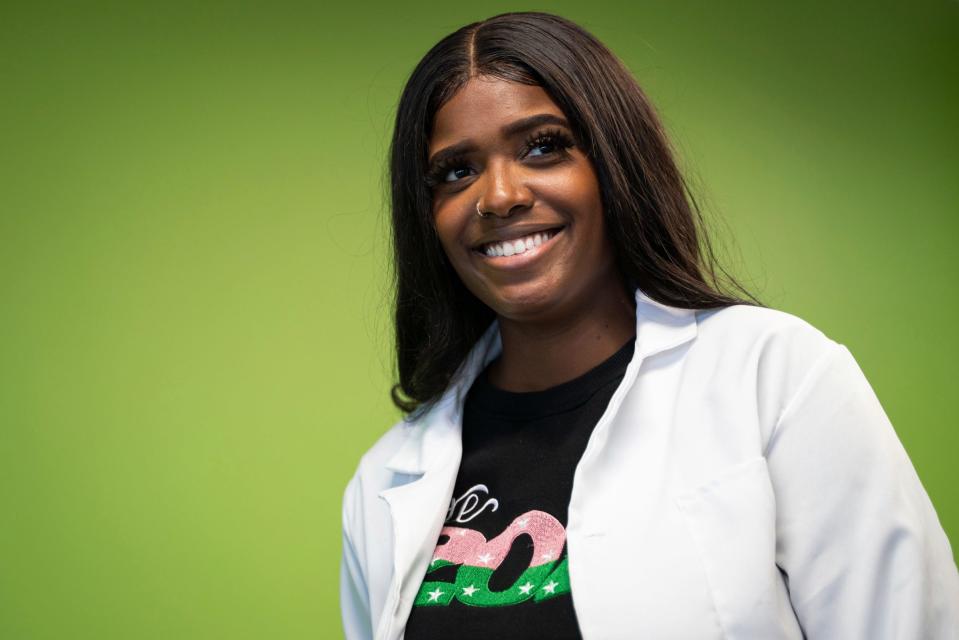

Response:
(375, 323), (502, 640)
(567, 289), (697, 546)
(632, 289), (698, 360)
(376, 417), (459, 640)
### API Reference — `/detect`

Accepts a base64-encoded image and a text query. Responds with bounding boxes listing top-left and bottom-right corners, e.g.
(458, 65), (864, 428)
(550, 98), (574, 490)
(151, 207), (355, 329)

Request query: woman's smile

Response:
(473, 225), (565, 267)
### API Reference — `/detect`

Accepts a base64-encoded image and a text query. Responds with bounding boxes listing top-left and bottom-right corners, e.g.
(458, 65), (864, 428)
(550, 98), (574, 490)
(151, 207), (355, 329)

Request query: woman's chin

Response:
(480, 284), (571, 324)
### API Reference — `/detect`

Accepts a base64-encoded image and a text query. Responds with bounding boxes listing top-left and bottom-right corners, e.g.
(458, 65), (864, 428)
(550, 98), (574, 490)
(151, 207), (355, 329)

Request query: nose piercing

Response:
(476, 202), (492, 218)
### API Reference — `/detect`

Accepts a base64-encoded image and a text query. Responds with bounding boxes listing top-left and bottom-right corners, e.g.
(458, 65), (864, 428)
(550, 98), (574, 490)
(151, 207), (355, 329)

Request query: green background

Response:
(2, 1), (956, 637)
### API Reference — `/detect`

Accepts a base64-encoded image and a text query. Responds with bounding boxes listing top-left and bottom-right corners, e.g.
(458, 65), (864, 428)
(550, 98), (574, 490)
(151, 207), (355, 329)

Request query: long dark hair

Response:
(388, 11), (761, 415)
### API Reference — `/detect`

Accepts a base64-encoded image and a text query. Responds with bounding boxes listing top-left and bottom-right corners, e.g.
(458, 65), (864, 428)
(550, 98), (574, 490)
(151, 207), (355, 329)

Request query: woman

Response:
(340, 11), (959, 640)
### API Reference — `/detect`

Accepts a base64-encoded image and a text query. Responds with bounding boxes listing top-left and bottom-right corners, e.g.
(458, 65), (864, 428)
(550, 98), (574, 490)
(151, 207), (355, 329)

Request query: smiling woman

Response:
(340, 11), (959, 640)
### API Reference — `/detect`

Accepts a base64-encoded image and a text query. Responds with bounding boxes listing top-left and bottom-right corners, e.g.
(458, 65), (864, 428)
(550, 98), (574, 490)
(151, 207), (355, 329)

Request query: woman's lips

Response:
(473, 227), (565, 268)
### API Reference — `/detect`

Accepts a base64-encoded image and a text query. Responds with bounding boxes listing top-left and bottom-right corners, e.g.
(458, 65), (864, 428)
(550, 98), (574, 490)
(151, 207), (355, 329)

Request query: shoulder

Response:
(343, 418), (414, 508)
(354, 418), (412, 477)
(693, 303), (841, 372)
(689, 304), (847, 439)
(695, 303), (832, 345)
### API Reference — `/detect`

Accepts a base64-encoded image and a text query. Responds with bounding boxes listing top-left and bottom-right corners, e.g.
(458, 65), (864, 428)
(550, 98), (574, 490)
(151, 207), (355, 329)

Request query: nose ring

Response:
(476, 202), (491, 219)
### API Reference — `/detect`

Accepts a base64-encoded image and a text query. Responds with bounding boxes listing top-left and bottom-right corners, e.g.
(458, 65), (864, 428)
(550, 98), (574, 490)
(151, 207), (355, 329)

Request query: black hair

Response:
(388, 11), (761, 415)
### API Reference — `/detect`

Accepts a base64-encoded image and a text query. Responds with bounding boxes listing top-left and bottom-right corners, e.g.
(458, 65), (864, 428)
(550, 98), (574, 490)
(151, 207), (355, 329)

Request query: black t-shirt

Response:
(404, 336), (636, 640)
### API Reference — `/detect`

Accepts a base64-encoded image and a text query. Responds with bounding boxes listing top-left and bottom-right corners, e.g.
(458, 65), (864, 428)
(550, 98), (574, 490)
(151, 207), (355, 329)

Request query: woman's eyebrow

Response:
(427, 113), (571, 167)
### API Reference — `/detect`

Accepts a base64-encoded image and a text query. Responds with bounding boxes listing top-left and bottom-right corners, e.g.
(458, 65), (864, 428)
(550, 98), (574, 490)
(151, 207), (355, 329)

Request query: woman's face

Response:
(428, 76), (620, 323)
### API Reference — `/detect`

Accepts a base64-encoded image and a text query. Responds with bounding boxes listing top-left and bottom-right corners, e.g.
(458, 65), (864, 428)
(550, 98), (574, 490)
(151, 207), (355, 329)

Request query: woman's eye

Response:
(523, 130), (573, 159)
(444, 166), (472, 182)
(527, 141), (557, 157)
(426, 162), (471, 187)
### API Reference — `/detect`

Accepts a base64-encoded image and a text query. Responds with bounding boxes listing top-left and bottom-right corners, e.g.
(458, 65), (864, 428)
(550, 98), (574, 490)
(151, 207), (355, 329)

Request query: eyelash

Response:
(424, 128), (576, 188)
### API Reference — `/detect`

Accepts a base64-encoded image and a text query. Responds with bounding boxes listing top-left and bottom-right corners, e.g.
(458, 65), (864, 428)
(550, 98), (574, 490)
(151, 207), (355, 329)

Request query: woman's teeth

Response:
(482, 229), (558, 257)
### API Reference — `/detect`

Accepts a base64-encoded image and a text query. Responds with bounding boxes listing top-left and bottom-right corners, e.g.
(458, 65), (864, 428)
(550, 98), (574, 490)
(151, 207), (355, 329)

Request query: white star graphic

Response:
(517, 518), (529, 528)
(518, 581), (534, 595)
(427, 587), (444, 602)
(461, 584), (478, 597)
(540, 551), (554, 561)
(477, 552), (493, 565)
(542, 580), (558, 595)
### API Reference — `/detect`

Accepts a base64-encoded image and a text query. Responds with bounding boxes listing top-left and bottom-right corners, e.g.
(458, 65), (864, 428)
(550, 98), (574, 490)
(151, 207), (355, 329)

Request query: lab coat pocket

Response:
(675, 456), (803, 639)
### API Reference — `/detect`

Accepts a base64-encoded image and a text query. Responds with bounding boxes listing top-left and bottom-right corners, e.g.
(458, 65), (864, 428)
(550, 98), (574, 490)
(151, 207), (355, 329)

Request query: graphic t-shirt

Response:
(404, 336), (636, 640)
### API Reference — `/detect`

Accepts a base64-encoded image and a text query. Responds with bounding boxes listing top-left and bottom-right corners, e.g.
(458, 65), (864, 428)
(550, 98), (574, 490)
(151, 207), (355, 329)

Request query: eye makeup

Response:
(424, 127), (577, 188)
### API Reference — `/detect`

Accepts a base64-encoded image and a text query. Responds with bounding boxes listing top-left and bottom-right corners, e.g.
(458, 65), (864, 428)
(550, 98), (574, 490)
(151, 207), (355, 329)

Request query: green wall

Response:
(2, 2), (956, 637)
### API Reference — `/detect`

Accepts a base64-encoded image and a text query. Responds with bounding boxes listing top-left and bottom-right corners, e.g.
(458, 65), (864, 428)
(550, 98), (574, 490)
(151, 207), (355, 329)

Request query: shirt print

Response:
(413, 507), (571, 608)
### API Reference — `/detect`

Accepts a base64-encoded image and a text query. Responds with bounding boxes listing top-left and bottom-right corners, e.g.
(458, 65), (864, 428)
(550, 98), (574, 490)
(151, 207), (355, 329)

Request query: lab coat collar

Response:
(383, 286), (698, 476)
(383, 320), (501, 476)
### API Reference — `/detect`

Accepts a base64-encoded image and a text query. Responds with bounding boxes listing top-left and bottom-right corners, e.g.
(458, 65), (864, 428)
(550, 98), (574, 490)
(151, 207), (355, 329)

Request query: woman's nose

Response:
(476, 158), (533, 218)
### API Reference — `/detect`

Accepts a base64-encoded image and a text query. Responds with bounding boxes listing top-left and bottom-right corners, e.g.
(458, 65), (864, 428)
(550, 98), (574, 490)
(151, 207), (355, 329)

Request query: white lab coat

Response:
(340, 289), (959, 639)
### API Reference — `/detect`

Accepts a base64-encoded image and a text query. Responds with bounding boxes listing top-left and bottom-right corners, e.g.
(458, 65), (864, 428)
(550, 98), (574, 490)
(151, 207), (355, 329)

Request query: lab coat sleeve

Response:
(341, 473), (374, 640)
(764, 342), (959, 638)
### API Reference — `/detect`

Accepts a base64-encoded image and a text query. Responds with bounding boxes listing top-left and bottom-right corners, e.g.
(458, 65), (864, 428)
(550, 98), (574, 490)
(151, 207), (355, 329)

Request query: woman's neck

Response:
(486, 285), (637, 392)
